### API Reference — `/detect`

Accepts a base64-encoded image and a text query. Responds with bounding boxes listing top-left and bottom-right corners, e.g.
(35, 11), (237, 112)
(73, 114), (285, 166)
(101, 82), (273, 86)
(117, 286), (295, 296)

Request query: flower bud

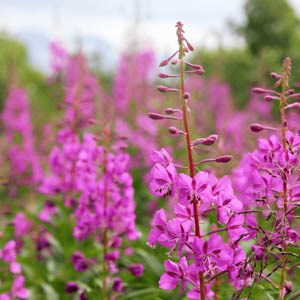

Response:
(274, 79), (282, 88)
(215, 155), (232, 163)
(250, 123), (264, 132)
(148, 113), (164, 120)
(159, 58), (170, 67)
(195, 68), (205, 75)
(65, 282), (79, 293)
(128, 264), (144, 277)
(270, 72), (281, 79)
(112, 277), (123, 292)
(287, 93), (300, 99)
(169, 127), (179, 134)
(184, 92), (190, 100)
(251, 87), (269, 94)
(185, 39), (194, 51)
(159, 73), (170, 78)
(202, 134), (218, 145)
(159, 73), (179, 79)
(264, 95), (279, 102)
(159, 51), (179, 67)
(157, 86), (180, 93)
(285, 102), (300, 109)
(165, 108), (175, 114)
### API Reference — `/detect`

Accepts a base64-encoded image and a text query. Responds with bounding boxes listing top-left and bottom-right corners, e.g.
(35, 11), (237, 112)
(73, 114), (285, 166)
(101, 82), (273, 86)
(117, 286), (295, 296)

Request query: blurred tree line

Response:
(0, 33), (53, 114)
(1, 0), (300, 110)
(0, 33), (61, 137)
(192, 0), (300, 108)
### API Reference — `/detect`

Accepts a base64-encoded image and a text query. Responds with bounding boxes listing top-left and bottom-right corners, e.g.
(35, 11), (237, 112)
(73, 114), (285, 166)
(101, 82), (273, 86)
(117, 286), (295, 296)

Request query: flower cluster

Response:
(0, 213), (31, 300)
(1, 87), (42, 192)
(114, 49), (161, 168)
(147, 22), (249, 299)
(40, 43), (143, 298)
(49, 41), (100, 130)
(233, 57), (300, 299)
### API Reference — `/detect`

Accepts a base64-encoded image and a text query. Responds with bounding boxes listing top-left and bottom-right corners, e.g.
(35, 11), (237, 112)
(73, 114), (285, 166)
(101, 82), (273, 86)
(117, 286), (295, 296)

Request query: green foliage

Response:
(192, 47), (255, 108)
(238, 0), (300, 56)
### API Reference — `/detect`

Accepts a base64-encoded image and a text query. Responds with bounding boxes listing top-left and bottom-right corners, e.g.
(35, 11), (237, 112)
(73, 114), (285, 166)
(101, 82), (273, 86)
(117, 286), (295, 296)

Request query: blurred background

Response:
(0, 1), (300, 299)
(1, 0), (300, 107)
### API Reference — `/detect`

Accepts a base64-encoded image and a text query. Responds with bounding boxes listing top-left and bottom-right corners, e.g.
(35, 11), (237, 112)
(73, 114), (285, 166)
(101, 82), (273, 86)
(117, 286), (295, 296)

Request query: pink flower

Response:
(177, 172), (210, 205)
(149, 163), (176, 197)
(159, 257), (189, 292)
(0, 240), (17, 262)
(12, 276), (28, 299)
(192, 234), (233, 274)
(14, 213), (31, 238)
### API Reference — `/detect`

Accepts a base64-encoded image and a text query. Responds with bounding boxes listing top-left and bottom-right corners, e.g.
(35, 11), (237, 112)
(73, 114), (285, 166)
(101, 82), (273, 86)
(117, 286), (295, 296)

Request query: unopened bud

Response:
(285, 102), (300, 109)
(159, 51), (179, 67)
(216, 155), (233, 163)
(159, 73), (169, 78)
(264, 95), (279, 102)
(157, 86), (180, 93)
(251, 87), (269, 94)
(65, 282), (79, 293)
(169, 127), (179, 134)
(250, 123), (264, 132)
(195, 68), (205, 75)
(192, 135), (218, 146)
(274, 79), (282, 88)
(287, 89), (294, 95)
(287, 93), (300, 100)
(184, 92), (190, 100)
(171, 59), (179, 65)
(159, 58), (170, 67)
(185, 39), (194, 51)
(270, 72), (281, 79)
(203, 135), (218, 145)
(148, 113), (164, 120)
(165, 108), (175, 114)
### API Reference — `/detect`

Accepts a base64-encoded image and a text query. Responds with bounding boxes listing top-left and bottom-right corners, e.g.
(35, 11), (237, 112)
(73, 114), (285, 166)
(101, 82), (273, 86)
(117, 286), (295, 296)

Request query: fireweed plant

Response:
(1, 87), (42, 195)
(39, 43), (142, 299)
(147, 22), (250, 299)
(0, 214), (31, 299)
(0, 87), (36, 299)
(233, 57), (300, 299)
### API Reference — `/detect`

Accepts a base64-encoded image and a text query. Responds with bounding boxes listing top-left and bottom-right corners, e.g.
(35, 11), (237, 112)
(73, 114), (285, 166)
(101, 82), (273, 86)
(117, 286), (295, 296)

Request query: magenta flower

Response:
(149, 163), (176, 197)
(71, 251), (89, 272)
(177, 172), (210, 205)
(151, 148), (173, 167)
(192, 234), (233, 274)
(148, 209), (168, 248)
(14, 213), (31, 238)
(159, 257), (189, 292)
(0, 240), (17, 262)
(12, 276), (28, 299)
(128, 264), (144, 277)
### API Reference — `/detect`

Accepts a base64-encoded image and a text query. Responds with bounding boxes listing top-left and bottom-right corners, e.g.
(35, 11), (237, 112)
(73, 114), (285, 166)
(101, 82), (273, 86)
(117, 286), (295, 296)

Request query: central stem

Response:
(278, 61), (289, 300)
(102, 130), (110, 300)
(179, 46), (206, 300)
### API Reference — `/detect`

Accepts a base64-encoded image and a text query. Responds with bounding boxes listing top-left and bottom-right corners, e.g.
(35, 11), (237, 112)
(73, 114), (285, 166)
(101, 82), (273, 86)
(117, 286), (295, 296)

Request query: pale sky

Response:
(1, 0), (300, 71)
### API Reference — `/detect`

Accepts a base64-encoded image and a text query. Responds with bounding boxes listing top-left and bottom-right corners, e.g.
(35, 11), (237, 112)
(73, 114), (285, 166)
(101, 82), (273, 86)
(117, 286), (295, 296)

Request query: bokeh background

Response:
(0, 1), (300, 299)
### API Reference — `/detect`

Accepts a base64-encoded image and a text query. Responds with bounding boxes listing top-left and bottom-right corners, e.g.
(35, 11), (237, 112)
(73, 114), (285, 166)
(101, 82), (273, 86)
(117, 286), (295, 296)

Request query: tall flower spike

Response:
(233, 57), (300, 299)
(148, 22), (245, 300)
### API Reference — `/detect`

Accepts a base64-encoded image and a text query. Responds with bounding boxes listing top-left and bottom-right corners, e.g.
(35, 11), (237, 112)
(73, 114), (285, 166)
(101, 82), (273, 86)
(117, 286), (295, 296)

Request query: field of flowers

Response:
(0, 16), (300, 300)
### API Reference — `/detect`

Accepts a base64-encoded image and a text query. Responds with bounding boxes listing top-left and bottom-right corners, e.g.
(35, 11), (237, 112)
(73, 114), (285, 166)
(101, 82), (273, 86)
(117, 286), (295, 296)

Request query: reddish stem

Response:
(179, 43), (205, 300)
